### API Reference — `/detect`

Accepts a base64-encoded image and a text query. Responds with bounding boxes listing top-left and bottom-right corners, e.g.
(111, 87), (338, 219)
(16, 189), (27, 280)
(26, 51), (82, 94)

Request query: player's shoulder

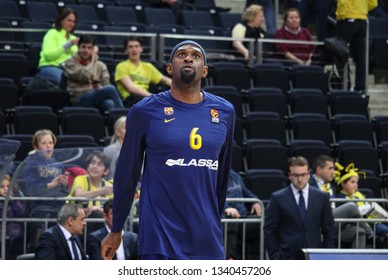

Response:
(129, 92), (166, 113)
(203, 91), (235, 112)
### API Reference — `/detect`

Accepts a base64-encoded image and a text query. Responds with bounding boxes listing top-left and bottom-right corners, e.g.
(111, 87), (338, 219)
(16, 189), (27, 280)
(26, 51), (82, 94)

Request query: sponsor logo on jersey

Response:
(165, 158), (218, 170)
(164, 107), (174, 115)
(210, 108), (220, 123)
(164, 118), (176, 123)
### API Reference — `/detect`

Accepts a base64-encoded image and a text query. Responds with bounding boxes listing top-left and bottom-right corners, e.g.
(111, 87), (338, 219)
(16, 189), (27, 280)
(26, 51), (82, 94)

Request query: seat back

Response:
(244, 169), (289, 201)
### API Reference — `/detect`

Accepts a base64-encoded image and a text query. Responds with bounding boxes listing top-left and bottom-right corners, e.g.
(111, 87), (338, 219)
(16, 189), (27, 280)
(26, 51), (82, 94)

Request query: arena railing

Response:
(1, 195), (264, 260)
(330, 198), (388, 249)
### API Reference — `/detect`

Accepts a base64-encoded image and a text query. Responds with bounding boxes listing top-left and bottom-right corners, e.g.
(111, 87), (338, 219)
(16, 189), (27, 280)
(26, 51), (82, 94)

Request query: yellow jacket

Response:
(336, 0), (378, 20)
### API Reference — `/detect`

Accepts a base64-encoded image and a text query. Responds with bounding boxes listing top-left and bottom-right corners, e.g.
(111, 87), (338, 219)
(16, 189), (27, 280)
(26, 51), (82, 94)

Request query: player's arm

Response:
(101, 103), (149, 259)
(216, 106), (236, 214)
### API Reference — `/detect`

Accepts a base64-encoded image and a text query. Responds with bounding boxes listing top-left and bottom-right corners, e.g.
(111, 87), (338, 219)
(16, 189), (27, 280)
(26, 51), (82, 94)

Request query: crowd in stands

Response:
(1, 0), (388, 260)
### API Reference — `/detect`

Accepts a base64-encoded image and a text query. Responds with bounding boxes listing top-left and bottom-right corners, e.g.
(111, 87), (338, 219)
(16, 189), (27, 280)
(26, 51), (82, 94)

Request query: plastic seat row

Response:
(0, 106), (129, 142)
(233, 138), (387, 192)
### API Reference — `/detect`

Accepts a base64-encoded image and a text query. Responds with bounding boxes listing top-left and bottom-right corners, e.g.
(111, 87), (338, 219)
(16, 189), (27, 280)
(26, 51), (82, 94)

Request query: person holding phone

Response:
(63, 34), (124, 111)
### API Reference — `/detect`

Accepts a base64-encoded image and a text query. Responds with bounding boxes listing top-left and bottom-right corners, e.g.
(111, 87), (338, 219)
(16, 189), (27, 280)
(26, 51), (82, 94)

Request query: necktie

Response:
(70, 237), (80, 260)
(298, 190), (307, 220)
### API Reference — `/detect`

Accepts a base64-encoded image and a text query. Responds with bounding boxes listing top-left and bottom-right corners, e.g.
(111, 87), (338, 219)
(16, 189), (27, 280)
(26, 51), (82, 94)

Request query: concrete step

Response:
(368, 83), (388, 118)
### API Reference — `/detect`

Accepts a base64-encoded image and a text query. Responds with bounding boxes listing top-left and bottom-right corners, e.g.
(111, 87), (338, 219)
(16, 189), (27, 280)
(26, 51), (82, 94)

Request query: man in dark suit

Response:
(35, 204), (87, 260)
(87, 199), (138, 260)
(264, 156), (335, 260)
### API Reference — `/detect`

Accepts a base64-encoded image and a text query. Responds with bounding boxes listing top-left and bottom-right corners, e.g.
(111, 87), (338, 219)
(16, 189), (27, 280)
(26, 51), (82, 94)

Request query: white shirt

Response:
(59, 224), (81, 260)
(291, 184), (309, 209)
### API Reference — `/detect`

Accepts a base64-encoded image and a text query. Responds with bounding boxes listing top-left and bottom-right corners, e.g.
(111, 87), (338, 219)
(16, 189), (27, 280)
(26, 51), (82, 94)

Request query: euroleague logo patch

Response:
(210, 109), (219, 123)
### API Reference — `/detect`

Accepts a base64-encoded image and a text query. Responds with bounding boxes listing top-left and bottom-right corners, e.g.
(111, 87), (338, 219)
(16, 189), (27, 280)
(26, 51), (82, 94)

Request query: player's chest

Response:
(146, 106), (227, 151)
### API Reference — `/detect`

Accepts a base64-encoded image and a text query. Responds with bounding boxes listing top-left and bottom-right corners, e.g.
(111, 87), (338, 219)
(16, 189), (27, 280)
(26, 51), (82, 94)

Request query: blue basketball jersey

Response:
(112, 90), (235, 259)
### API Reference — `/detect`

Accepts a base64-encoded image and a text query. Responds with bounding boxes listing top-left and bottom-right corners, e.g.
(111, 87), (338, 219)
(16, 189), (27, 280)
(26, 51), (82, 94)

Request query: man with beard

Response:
(115, 36), (171, 108)
(101, 40), (236, 260)
(63, 34), (124, 111)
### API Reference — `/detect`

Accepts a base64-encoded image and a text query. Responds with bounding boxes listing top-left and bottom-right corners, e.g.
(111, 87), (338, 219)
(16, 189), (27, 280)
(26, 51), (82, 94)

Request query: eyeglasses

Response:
(290, 173), (309, 179)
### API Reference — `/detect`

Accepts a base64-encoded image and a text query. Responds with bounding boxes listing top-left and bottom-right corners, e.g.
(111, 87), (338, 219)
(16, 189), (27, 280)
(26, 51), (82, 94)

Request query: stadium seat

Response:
(329, 90), (369, 119)
(61, 107), (105, 143)
(0, 83), (20, 111)
(25, 2), (58, 22)
(245, 112), (288, 145)
(104, 6), (141, 26)
(247, 87), (287, 118)
(22, 89), (70, 113)
(244, 169), (288, 201)
(291, 113), (332, 146)
(288, 139), (332, 165)
(251, 64), (290, 95)
(290, 65), (329, 94)
(210, 62), (251, 92)
(0, 1), (26, 27)
(245, 139), (288, 173)
(56, 134), (98, 148)
(13, 105), (59, 135)
(288, 88), (328, 118)
(332, 114), (373, 144)
(336, 140), (379, 175)
(217, 12), (241, 34)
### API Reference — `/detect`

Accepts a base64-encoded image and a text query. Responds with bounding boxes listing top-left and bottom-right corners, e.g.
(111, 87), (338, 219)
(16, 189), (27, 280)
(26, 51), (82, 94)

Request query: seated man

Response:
(115, 36), (171, 108)
(63, 34), (124, 111)
(87, 199), (138, 260)
(310, 155), (374, 248)
(35, 204), (87, 260)
(223, 169), (262, 259)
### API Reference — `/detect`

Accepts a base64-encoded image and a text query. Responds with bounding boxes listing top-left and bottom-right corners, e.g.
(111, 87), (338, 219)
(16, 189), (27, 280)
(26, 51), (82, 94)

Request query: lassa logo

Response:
(165, 159), (218, 170)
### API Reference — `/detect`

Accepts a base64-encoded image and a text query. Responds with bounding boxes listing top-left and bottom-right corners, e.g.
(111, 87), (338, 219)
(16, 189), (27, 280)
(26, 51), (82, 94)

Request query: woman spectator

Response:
(103, 116), (126, 181)
(0, 175), (28, 259)
(37, 7), (79, 85)
(275, 8), (315, 65)
(232, 4), (266, 61)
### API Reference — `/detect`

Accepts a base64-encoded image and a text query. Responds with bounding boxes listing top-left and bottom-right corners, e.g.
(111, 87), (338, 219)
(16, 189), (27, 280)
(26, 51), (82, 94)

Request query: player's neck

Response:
(170, 86), (203, 104)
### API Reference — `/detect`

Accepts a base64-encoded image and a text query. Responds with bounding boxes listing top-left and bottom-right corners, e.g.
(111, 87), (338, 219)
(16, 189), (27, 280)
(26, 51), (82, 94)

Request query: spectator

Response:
(0, 175), (28, 259)
(299, 0), (330, 41)
(223, 169), (262, 259)
(35, 204), (87, 260)
(245, 0), (277, 35)
(335, 0), (378, 92)
(275, 8), (315, 66)
(63, 34), (124, 111)
(87, 199), (138, 260)
(67, 150), (113, 232)
(264, 156), (335, 260)
(103, 116), (126, 181)
(115, 36), (171, 108)
(232, 4), (266, 61)
(23, 129), (69, 246)
(310, 155), (373, 248)
(334, 162), (388, 247)
(37, 7), (79, 86)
